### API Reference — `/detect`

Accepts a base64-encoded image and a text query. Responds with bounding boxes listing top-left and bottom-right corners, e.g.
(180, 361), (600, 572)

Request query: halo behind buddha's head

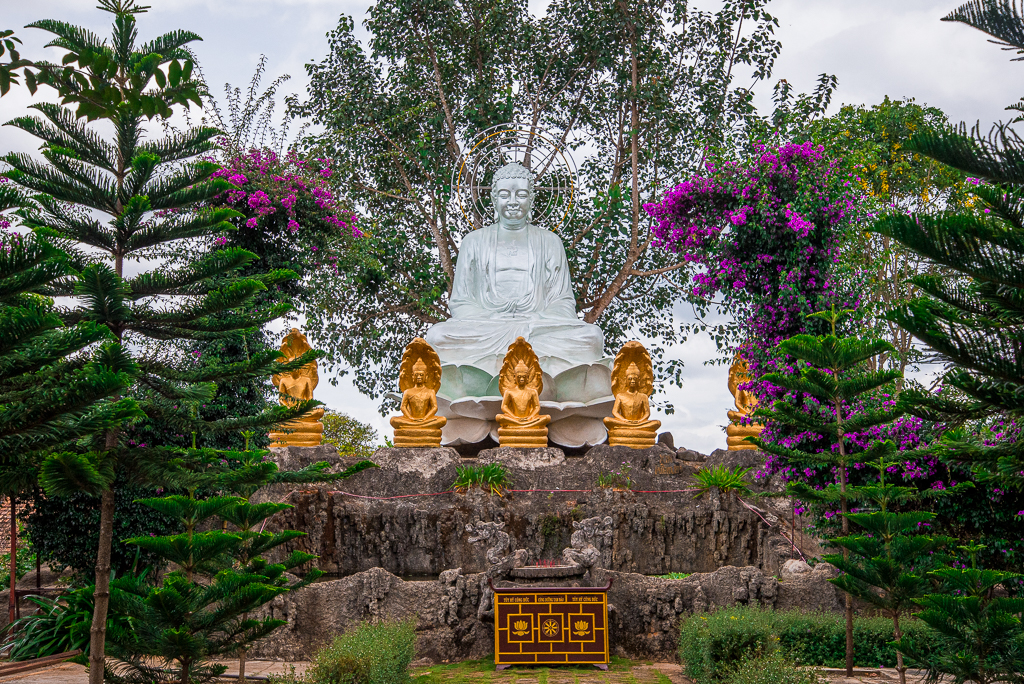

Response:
(489, 162), (535, 206)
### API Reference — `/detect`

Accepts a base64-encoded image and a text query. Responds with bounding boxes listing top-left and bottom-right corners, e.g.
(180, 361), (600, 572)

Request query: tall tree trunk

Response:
(9, 496), (16, 625)
(893, 613), (906, 684)
(238, 646), (247, 684)
(89, 486), (116, 684)
(836, 401), (854, 677)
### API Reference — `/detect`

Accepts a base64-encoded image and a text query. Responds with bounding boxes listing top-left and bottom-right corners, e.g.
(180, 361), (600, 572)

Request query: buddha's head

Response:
(626, 363), (641, 391)
(490, 162), (534, 229)
(412, 358), (427, 387)
(514, 359), (530, 388)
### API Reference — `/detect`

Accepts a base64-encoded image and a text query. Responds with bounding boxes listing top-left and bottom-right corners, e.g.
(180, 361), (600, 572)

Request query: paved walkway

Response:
(0, 660), (932, 683)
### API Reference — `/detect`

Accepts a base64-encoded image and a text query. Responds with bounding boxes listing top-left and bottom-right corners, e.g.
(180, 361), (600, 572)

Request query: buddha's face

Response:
(493, 176), (532, 228)
(627, 370), (640, 391)
(413, 370), (426, 387)
(516, 369), (529, 387)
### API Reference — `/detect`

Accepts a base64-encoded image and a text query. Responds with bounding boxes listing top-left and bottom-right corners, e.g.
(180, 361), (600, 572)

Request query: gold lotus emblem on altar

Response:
(573, 620), (591, 636)
(542, 618), (560, 637)
(512, 620), (530, 636)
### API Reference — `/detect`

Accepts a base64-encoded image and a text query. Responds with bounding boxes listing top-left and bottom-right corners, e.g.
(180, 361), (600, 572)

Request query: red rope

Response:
(324, 490), (454, 500)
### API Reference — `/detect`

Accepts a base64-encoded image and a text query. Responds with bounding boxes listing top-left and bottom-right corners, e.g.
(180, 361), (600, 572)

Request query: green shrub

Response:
(5, 575), (140, 661)
(679, 605), (940, 684)
(452, 464), (511, 495)
(276, 619), (416, 684)
(724, 652), (824, 684)
(692, 464), (753, 498)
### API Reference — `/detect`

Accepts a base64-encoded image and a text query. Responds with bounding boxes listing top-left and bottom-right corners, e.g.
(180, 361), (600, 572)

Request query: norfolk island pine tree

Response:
(791, 451), (967, 684)
(750, 306), (904, 676)
(0, 2), (328, 680)
(0, 186), (140, 538)
(869, 0), (1024, 487)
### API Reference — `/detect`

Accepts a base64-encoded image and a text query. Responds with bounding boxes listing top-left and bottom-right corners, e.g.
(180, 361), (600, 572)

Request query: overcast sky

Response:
(1, 0), (1019, 453)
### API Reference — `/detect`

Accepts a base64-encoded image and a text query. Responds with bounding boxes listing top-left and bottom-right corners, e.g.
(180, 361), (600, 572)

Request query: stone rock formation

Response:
(466, 520), (528, 619)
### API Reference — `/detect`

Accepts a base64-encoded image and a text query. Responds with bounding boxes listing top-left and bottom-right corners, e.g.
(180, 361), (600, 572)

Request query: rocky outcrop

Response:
(249, 563), (844, 662)
(259, 445), (803, 578)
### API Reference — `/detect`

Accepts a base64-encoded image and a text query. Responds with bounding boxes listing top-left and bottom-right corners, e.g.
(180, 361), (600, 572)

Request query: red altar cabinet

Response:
(491, 579), (612, 670)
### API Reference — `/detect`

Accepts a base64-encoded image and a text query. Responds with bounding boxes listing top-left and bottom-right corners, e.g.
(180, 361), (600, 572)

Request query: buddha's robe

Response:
(425, 223), (604, 375)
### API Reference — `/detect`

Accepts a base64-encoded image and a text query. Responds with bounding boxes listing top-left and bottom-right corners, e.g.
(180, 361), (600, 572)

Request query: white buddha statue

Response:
(425, 162), (605, 376)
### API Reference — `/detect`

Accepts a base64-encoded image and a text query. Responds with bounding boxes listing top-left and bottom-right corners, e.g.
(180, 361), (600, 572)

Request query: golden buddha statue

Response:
(726, 354), (764, 450)
(269, 328), (325, 447)
(495, 337), (550, 448)
(603, 341), (661, 448)
(390, 338), (447, 448)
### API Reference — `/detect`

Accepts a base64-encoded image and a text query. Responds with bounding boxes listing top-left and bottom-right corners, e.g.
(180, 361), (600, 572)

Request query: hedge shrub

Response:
(679, 605), (939, 684)
(273, 619), (416, 684)
(724, 652), (824, 684)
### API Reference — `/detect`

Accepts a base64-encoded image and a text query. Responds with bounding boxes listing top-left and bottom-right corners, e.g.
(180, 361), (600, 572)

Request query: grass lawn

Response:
(410, 656), (675, 684)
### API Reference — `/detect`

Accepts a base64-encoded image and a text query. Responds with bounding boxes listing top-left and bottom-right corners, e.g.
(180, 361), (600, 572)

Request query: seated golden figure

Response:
(269, 328), (325, 448)
(495, 337), (551, 448)
(391, 338), (447, 448)
(726, 354), (764, 451)
(603, 341), (661, 449)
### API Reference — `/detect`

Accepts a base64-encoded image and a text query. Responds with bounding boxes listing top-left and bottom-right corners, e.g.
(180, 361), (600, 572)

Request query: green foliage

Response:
(451, 464), (511, 496)
(867, 2), (1024, 485)
(5, 573), (141, 661)
(321, 410), (380, 458)
(812, 455), (963, 683)
(26, 479), (179, 580)
(272, 619), (417, 684)
(897, 543), (1024, 684)
(597, 462), (634, 490)
(0, 233), (139, 460)
(0, 29), (33, 97)
(106, 447), (370, 683)
(722, 652), (824, 684)
(678, 605), (940, 684)
(790, 97), (970, 375)
(0, 522), (35, 581)
(293, 0), (803, 408)
(692, 465), (753, 499)
(2, 2), (332, 676)
(656, 572), (691, 579)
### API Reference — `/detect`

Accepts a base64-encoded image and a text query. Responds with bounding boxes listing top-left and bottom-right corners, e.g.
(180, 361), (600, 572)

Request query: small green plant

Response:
(540, 514), (561, 537)
(692, 464), (753, 499)
(0, 550), (34, 583)
(270, 619), (416, 684)
(656, 572), (691, 579)
(5, 572), (141, 661)
(597, 461), (633, 490)
(452, 464), (511, 495)
(723, 652), (825, 684)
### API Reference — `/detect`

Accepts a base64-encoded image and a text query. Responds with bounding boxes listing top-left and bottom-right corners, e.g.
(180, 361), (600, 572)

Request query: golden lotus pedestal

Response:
(269, 408), (325, 448)
(391, 421), (446, 448)
(726, 411), (763, 451)
(605, 428), (658, 449)
(496, 426), (549, 449)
